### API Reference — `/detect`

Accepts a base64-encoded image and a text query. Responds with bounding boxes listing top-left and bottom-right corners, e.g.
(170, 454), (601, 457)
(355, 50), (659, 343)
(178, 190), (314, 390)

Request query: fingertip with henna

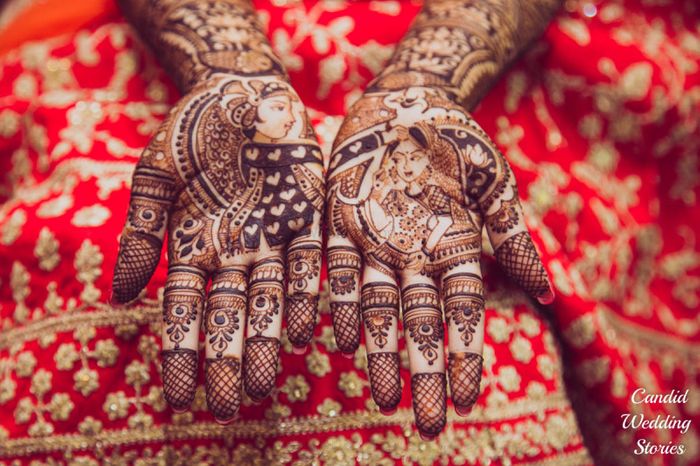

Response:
(420, 433), (437, 442)
(380, 407), (397, 416)
(341, 351), (354, 360)
(292, 345), (307, 355)
(537, 288), (555, 305)
(455, 405), (473, 417)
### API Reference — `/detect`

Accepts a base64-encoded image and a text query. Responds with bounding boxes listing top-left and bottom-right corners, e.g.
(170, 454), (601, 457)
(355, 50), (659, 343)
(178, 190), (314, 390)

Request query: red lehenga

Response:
(0, 1), (697, 465)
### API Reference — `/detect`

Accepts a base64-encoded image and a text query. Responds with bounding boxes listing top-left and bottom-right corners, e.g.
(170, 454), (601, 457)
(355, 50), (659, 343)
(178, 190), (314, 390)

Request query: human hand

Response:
(326, 87), (553, 438)
(111, 74), (324, 423)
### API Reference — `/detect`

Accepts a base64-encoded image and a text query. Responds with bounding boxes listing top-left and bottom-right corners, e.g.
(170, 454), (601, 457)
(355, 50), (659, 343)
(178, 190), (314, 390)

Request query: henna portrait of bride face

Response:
(327, 87), (552, 437)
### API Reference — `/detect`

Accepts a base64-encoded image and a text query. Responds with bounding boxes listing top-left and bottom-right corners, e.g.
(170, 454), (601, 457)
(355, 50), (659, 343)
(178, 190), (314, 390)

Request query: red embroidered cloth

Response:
(0, 1), (697, 464)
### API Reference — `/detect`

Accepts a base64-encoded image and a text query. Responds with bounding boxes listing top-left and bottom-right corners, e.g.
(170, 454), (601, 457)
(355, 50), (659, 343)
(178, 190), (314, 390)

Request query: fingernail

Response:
(214, 416), (236, 426)
(419, 433), (437, 442)
(537, 289), (555, 305)
(171, 407), (188, 414)
(380, 407), (397, 416)
(455, 405), (473, 417)
(292, 345), (307, 355)
(341, 352), (354, 359)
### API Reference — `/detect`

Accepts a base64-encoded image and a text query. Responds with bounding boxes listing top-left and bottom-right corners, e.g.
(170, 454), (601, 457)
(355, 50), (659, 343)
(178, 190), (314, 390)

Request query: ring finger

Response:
(401, 273), (446, 439)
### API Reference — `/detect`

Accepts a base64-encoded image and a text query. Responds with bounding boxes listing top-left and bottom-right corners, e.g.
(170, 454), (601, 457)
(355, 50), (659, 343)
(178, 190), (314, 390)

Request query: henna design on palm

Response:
(113, 74), (324, 420)
(327, 87), (552, 437)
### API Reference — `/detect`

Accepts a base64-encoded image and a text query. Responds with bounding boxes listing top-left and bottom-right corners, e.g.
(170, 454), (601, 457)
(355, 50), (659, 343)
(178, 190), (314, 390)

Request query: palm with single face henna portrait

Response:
(112, 74), (324, 424)
(327, 86), (554, 439)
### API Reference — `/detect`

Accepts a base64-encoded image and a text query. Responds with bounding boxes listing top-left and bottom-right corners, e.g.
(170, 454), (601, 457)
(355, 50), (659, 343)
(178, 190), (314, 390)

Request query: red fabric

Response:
(0, 1), (698, 465)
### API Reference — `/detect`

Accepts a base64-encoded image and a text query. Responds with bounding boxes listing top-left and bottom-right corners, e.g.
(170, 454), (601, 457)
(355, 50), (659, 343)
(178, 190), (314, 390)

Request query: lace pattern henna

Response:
(495, 231), (550, 298)
(448, 352), (483, 410)
(442, 272), (484, 347)
(243, 336), (280, 401)
(161, 348), (198, 410)
(361, 282), (399, 349)
(367, 352), (402, 410)
(411, 372), (447, 436)
(205, 356), (242, 421)
(331, 302), (361, 353)
(286, 293), (319, 347)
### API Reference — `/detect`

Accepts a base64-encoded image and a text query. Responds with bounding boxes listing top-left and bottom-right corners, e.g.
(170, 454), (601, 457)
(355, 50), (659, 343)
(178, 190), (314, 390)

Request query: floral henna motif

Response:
(205, 267), (246, 358)
(402, 284), (443, 366)
(247, 258), (285, 336)
(448, 352), (483, 410)
(163, 265), (206, 349)
(487, 195), (520, 234)
(361, 282), (399, 349)
(367, 352), (402, 410)
(327, 246), (361, 295)
(442, 272), (484, 347)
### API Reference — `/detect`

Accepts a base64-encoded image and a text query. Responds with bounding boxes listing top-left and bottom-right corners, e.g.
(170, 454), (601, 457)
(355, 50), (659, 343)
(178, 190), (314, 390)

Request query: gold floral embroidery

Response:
(34, 227), (61, 271)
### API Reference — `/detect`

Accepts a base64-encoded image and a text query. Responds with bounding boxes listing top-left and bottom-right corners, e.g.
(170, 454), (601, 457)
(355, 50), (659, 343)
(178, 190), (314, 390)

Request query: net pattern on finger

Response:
(161, 348), (198, 410)
(331, 302), (361, 353)
(286, 294), (318, 347)
(205, 357), (242, 421)
(495, 231), (549, 297)
(243, 337), (280, 401)
(448, 352), (483, 409)
(411, 373), (447, 436)
(112, 233), (161, 303)
(367, 352), (402, 410)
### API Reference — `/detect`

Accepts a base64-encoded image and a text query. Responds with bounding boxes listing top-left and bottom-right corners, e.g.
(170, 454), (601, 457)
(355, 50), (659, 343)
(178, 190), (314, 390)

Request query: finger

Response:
(243, 255), (284, 401)
(286, 220), (323, 350)
(112, 163), (176, 303)
(401, 274), (446, 438)
(160, 264), (207, 412)
(204, 266), (247, 424)
(328, 236), (362, 356)
(441, 264), (485, 417)
(467, 141), (553, 303)
(361, 266), (401, 413)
